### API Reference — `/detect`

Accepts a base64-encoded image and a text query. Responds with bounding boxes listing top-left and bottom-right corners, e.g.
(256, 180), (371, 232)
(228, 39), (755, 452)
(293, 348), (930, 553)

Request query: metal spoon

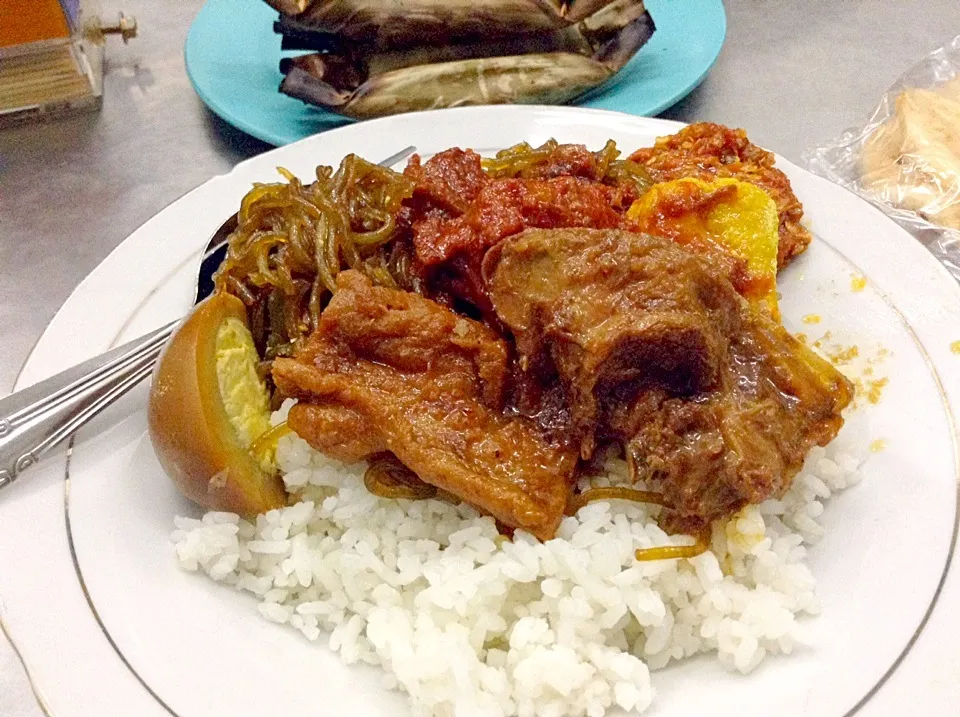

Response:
(0, 146), (417, 490)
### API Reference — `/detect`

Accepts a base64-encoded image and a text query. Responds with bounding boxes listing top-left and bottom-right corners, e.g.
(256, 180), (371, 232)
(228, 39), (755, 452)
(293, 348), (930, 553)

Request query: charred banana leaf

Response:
(278, 2), (655, 119)
(282, 53), (610, 120)
(565, 0), (626, 22)
(265, 0), (629, 50)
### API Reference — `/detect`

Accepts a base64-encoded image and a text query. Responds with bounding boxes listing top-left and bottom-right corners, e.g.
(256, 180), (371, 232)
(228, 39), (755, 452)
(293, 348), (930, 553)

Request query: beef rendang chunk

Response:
(485, 229), (853, 534)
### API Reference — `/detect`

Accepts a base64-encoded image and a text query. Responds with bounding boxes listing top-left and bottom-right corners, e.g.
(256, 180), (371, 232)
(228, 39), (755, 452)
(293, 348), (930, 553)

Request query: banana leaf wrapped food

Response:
(268, 0), (656, 120)
(267, 0), (646, 49)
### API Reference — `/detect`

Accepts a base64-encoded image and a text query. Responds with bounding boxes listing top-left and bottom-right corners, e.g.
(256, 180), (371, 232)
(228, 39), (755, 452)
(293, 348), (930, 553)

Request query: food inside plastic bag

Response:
(861, 77), (960, 229)
(806, 35), (960, 278)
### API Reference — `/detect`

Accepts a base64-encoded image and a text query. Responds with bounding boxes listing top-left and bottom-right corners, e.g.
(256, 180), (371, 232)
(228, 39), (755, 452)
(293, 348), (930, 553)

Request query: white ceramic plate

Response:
(2, 107), (959, 717)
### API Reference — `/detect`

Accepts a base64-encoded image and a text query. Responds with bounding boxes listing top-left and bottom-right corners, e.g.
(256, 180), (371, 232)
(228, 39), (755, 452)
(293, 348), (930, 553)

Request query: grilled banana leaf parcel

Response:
(266, 0), (639, 50)
(274, 0), (655, 119)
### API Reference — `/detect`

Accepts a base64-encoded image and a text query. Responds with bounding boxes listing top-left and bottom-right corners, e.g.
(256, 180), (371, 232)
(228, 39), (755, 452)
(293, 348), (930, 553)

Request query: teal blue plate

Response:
(184, 0), (727, 146)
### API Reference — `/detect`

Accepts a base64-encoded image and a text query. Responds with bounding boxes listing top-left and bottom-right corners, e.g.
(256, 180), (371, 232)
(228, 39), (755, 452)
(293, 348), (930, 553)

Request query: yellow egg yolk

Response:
(215, 317), (274, 469)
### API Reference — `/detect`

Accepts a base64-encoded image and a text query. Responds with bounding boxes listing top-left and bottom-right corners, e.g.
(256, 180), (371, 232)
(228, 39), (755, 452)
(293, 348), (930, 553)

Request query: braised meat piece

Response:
(484, 228), (853, 532)
(410, 175), (622, 267)
(399, 146), (639, 317)
(271, 271), (577, 539)
(610, 311), (852, 534)
(402, 148), (488, 217)
(629, 123), (811, 268)
(484, 227), (741, 455)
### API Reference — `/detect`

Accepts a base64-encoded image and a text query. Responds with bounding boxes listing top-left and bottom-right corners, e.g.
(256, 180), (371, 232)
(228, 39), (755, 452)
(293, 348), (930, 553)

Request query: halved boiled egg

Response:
(148, 292), (288, 516)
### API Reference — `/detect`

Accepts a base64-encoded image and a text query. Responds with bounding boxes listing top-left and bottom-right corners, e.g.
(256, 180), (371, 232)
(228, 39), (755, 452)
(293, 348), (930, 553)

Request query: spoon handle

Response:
(0, 321), (176, 489)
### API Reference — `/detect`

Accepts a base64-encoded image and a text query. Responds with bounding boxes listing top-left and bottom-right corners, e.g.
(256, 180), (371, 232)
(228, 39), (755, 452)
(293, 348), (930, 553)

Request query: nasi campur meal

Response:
(152, 123), (862, 717)
(265, 0), (657, 118)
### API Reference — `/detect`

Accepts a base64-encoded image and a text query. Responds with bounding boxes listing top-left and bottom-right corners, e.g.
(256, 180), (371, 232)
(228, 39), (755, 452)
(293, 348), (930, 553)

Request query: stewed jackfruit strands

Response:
(266, 0), (656, 119)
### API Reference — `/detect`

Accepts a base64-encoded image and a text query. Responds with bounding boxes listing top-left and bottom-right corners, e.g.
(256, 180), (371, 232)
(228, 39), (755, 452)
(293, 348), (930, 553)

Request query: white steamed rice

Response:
(172, 399), (867, 717)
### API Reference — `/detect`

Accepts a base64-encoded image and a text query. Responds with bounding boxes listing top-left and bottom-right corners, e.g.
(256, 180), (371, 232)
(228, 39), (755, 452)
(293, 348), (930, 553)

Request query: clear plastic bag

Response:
(804, 35), (960, 280)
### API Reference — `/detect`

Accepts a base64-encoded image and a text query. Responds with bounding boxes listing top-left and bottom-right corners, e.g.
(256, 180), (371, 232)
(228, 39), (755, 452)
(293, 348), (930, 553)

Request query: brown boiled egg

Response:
(148, 292), (288, 516)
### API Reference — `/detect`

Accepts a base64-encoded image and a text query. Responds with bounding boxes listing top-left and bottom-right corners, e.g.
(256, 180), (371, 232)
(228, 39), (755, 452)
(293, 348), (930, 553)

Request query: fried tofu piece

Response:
(272, 271), (576, 539)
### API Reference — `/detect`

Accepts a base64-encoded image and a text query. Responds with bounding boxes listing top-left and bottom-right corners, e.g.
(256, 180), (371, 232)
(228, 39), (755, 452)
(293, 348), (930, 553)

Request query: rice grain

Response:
(173, 400), (868, 717)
